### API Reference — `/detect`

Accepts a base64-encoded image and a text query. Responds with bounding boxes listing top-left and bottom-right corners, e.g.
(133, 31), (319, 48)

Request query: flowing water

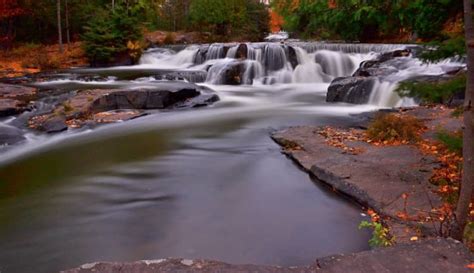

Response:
(0, 42), (464, 273)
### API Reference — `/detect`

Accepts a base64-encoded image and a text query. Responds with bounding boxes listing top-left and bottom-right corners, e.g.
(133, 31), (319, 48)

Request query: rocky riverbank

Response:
(0, 81), (219, 144)
(64, 238), (472, 273)
(272, 106), (465, 242)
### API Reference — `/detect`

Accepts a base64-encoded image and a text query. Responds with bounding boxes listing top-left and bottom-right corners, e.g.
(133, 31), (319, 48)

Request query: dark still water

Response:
(0, 82), (375, 272)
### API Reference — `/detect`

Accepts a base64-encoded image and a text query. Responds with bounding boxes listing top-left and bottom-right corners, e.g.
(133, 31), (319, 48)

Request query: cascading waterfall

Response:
(138, 42), (463, 108)
(140, 47), (198, 68)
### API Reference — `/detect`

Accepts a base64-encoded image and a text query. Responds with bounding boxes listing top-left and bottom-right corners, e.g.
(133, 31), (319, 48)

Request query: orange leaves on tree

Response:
(269, 10), (284, 32)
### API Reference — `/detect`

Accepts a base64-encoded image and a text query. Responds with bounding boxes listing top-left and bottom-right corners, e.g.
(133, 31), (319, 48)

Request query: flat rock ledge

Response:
(63, 238), (472, 273)
(28, 82), (219, 133)
(272, 125), (441, 236)
(271, 106), (464, 241)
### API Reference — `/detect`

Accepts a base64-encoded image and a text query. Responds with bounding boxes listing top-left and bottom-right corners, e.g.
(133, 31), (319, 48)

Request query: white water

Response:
(134, 42), (465, 108)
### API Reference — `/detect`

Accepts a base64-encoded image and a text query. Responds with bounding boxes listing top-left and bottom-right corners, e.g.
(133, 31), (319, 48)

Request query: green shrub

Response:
(81, 6), (143, 65)
(420, 36), (466, 63)
(396, 74), (466, 104)
(367, 113), (424, 143)
(359, 220), (395, 247)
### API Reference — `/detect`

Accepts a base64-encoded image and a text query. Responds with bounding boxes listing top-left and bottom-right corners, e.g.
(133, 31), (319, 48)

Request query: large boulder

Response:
(90, 88), (199, 112)
(28, 81), (219, 132)
(352, 49), (411, 77)
(326, 77), (376, 104)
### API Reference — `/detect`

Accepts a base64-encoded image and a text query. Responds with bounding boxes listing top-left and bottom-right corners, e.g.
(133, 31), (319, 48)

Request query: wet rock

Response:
(352, 49), (411, 77)
(38, 116), (68, 133)
(286, 46), (299, 69)
(235, 44), (248, 59)
(213, 62), (246, 85)
(326, 77), (376, 104)
(352, 60), (398, 77)
(378, 49), (411, 62)
(157, 71), (207, 83)
(90, 86), (199, 112)
(174, 93), (220, 108)
(0, 124), (26, 145)
(28, 81), (219, 132)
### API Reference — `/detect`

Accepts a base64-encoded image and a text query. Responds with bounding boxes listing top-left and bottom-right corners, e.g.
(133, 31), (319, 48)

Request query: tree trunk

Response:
(57, 0), (63, 53)
(65, 0), (70, 46)
(454, 0), (474, 240)
(112, 0), (115, 10)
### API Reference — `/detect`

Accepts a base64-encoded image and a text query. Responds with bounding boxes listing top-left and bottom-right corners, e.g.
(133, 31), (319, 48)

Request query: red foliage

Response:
(269, 10), (284, 32)
(0, 0), (26, 19)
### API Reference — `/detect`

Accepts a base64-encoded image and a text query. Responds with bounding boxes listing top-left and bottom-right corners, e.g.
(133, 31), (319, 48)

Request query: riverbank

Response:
(272, 105), (471, 245)
(64, 238), (472, 273)
(0, 42), (87, 78)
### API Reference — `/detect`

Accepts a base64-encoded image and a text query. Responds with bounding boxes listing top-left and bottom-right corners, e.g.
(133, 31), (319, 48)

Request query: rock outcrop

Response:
(0, 84), (37, 117)
(326, 77), (376, 104)
(28, 81), (219, 132)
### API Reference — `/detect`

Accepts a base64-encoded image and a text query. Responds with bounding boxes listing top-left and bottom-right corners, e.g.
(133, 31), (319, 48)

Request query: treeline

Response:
(271, 0), (464, 42)
(0, 0), (269, 47)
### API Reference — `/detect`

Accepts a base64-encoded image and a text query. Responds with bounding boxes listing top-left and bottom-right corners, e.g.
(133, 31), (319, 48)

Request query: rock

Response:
(210, 61), (246, 85)
(286, 46), (299, 69)
(0, 125), (26, 145)
(0, 83), (37, 101)
(63, 238), (474, 273)
(235, 44), (248, 59)
(378, 49), (411, 62)
(0, 99), (23, 117)
(352, 49), (411, 77)
(352, 60), (398, 77)
(28, 81), (219, 132)
(157, 71), (207, 83)
(326, 77), (376, 104)
(174, 93), (220, 108)
(89, 85), (200, 112)
(38, 116), (68, 133)
(0, 84), (37, 117)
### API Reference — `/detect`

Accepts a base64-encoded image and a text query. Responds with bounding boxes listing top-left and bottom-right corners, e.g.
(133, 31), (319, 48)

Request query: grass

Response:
(436, 130), (463, 155)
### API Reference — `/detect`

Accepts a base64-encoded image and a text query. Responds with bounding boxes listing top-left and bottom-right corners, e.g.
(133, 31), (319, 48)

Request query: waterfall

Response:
(138, 42), (463, 108)
(139, 47), (198, 68)
(314, 50), (357, 77)
(368, 80), (417, 107)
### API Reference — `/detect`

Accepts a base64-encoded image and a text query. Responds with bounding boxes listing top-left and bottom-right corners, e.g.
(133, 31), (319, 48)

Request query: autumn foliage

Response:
(0, 0), (25, 19)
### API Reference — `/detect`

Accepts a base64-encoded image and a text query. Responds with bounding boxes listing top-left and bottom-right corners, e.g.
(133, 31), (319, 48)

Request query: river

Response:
(0, 42), (462, 273)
